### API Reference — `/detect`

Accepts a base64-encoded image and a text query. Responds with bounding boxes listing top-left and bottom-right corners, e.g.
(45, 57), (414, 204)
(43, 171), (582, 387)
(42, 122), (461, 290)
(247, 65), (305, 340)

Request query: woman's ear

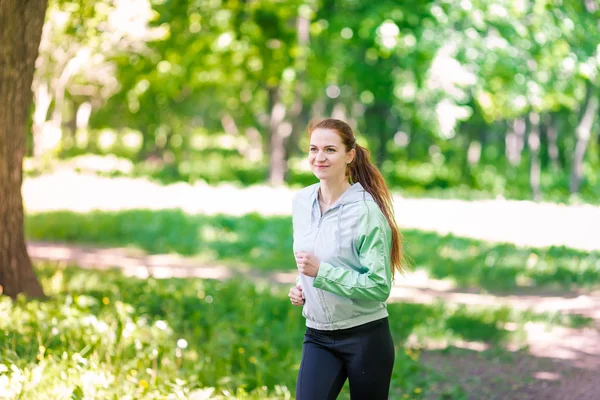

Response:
(347, 148), (356, 164)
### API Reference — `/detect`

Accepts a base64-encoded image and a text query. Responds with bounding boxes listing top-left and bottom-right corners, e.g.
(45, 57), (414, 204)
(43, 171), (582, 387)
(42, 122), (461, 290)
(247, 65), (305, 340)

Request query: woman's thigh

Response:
(296, 334), (347, 400)
(343, 320), (395, 399)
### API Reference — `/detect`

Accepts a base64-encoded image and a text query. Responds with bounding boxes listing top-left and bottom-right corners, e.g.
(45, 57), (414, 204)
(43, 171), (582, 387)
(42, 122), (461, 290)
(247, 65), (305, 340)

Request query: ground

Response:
(27, 241), (600, 400)
(22, 172), (600, 399)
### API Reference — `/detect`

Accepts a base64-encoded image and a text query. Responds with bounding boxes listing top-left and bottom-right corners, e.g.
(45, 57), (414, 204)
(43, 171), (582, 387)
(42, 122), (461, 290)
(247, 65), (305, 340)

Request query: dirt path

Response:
(28, 241), (600, 399)
(421, 345), (600, 400)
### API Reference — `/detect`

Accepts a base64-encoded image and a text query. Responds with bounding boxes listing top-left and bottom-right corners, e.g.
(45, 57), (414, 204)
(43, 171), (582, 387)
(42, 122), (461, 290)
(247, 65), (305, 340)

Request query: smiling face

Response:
(309, 128), (355, 182)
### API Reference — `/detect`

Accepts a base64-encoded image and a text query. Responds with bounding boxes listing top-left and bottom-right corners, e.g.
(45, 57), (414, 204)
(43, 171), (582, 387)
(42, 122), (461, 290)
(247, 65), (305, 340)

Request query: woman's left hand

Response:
(295, 251), (320, 277)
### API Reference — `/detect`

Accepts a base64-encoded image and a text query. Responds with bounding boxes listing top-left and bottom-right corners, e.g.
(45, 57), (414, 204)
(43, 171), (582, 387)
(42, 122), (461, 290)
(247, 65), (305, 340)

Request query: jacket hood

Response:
(309, 182), (370, 208)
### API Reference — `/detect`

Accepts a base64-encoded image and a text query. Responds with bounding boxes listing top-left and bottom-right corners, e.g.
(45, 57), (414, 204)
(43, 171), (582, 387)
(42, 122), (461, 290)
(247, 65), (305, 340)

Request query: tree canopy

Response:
(27, 0), (600, 202)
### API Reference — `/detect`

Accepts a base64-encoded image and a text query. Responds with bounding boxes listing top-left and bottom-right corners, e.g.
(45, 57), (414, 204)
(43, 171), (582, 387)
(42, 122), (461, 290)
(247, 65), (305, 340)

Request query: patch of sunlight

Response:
(288, 156), (312, 172)
(68, 154), (134, 174)
(396, 269), (456, 291)
(452, 340), (489, 352)
(515, 274), (534, 287)
(533, 371), (561, 381)
(437, 245), (472, 261)
(202, 226), (238, 243)
(467, 245), (481, 257)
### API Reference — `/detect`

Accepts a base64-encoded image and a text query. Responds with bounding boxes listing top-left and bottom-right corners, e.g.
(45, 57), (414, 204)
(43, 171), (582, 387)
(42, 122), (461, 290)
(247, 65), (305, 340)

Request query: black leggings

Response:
(296, 317), (395, 400)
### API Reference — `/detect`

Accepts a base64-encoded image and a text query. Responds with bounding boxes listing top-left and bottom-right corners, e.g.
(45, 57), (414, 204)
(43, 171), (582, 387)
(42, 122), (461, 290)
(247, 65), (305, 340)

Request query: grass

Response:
(26, 209), (600, 292)
(0, 262), (591, 399)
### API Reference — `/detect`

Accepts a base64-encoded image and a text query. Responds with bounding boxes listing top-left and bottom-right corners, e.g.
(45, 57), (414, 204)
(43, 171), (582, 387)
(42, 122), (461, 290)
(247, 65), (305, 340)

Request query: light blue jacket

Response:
(292, 182), (393, 330)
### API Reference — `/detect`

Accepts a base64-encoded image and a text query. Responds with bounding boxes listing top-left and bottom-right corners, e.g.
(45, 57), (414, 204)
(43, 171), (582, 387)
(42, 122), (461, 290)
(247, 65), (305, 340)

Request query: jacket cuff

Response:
(314, 262), (333, 288)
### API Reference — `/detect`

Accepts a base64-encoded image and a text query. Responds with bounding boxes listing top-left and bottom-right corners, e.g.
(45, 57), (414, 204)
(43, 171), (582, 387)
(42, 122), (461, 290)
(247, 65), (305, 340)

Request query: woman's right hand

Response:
(288, 284), (304, 306)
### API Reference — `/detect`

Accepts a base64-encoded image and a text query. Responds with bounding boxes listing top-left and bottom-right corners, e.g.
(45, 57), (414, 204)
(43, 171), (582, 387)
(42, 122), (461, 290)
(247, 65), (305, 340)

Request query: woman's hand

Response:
(289, 284), (304, 306)
(295, 251), (320, 277)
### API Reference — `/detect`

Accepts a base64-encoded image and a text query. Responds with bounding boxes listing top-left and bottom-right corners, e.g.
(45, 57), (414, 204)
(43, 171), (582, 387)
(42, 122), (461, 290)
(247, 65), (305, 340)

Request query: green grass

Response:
(26, 209), (600, 292)
(0, 263), (590, 399)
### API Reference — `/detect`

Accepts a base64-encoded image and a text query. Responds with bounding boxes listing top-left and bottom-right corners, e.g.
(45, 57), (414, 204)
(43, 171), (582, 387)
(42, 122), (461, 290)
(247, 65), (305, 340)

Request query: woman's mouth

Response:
(315, 165), (328, 169)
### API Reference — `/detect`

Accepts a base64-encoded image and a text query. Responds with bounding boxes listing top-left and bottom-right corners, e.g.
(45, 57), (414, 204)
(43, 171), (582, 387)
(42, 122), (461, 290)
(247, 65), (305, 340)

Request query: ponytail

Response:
(309, 118), (405, 277)
(348, 144), (406, 277)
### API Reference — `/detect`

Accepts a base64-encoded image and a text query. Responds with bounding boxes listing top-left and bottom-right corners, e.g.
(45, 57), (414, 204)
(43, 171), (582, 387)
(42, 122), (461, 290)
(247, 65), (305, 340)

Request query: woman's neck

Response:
(319, 178), (351, 206)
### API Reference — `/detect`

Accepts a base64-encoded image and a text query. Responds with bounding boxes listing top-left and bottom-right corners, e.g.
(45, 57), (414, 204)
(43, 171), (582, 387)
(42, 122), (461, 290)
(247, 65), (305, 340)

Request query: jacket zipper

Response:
(312, 204), (334, 324)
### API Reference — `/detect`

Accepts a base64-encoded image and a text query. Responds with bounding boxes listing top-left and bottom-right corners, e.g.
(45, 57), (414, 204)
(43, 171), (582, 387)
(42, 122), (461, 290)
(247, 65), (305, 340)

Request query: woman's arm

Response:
(312, 202), (392, 301)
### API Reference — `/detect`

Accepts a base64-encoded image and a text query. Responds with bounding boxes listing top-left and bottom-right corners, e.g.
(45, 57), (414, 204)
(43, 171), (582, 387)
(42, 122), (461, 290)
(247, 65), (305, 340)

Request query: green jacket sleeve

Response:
(313, 202), (393, 302)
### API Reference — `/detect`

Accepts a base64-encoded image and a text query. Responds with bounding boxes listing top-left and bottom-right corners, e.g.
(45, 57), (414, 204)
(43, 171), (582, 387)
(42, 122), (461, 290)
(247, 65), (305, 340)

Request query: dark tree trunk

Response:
(543, 113), (561, 171)
(460, 122), (476, 185)
(365, 104), (390, 167)
(528, 112), (542, 201)
(0, 0), (48, 299)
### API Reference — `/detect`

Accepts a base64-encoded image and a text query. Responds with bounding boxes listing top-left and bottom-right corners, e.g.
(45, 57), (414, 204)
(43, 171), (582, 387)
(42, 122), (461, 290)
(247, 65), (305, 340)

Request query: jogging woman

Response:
(288, 118), (404, 399)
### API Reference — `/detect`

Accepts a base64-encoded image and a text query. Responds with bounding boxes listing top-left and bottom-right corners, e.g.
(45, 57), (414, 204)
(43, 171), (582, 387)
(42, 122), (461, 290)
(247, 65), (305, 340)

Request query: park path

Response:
(23, 171), (600, 252)
(27, 241), (600, 321)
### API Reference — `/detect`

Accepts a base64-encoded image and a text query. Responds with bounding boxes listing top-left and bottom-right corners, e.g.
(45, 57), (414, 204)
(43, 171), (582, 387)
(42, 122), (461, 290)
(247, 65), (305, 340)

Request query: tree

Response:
(0, 0), (48, 299)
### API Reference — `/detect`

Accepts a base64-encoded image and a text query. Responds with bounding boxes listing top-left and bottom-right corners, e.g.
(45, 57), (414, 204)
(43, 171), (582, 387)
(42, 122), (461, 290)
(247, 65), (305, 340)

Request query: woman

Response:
(288, 118), (404, 399)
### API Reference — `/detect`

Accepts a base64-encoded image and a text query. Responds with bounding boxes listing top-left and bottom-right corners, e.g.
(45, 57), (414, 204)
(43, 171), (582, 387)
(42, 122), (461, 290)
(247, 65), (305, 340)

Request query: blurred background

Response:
(25, 0), (600, 201)
(5, 0), (600, 399)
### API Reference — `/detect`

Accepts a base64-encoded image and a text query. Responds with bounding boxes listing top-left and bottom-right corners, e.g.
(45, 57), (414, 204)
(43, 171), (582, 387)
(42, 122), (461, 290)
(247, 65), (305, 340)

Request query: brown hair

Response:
(308, 118), (405, 277)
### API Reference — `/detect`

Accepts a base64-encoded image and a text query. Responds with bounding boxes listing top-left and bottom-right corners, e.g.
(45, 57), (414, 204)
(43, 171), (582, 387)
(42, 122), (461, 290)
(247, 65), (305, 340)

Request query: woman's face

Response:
(309, 128), (355, 182)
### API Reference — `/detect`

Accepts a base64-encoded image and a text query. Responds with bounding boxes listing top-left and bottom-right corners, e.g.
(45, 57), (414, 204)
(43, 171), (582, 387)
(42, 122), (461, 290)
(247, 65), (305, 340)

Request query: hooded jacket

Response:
(292, 182), (393, 330)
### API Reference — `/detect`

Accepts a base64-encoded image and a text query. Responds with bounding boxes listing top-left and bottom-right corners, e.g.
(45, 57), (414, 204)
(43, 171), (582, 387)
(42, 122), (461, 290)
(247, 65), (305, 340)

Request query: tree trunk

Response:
(0, 0), (48, 299)
(543, 113), (561, 171)
(583, 0), (599, 13)
(459, 123), (474, 185)
(505, 117), (526, 166)
(528, 112), (542, 201)
(331, 103), (347, 121)
(267, 87), (288, 186)
(570, 82), (598, 193)
(467, 141), (482, 165)
(284, 11), (311, 173)
(285, 105), (309, 160)
(221, 113), (256, 161)
(365, 104), (390, 167)
(244, 127), (263, 162)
